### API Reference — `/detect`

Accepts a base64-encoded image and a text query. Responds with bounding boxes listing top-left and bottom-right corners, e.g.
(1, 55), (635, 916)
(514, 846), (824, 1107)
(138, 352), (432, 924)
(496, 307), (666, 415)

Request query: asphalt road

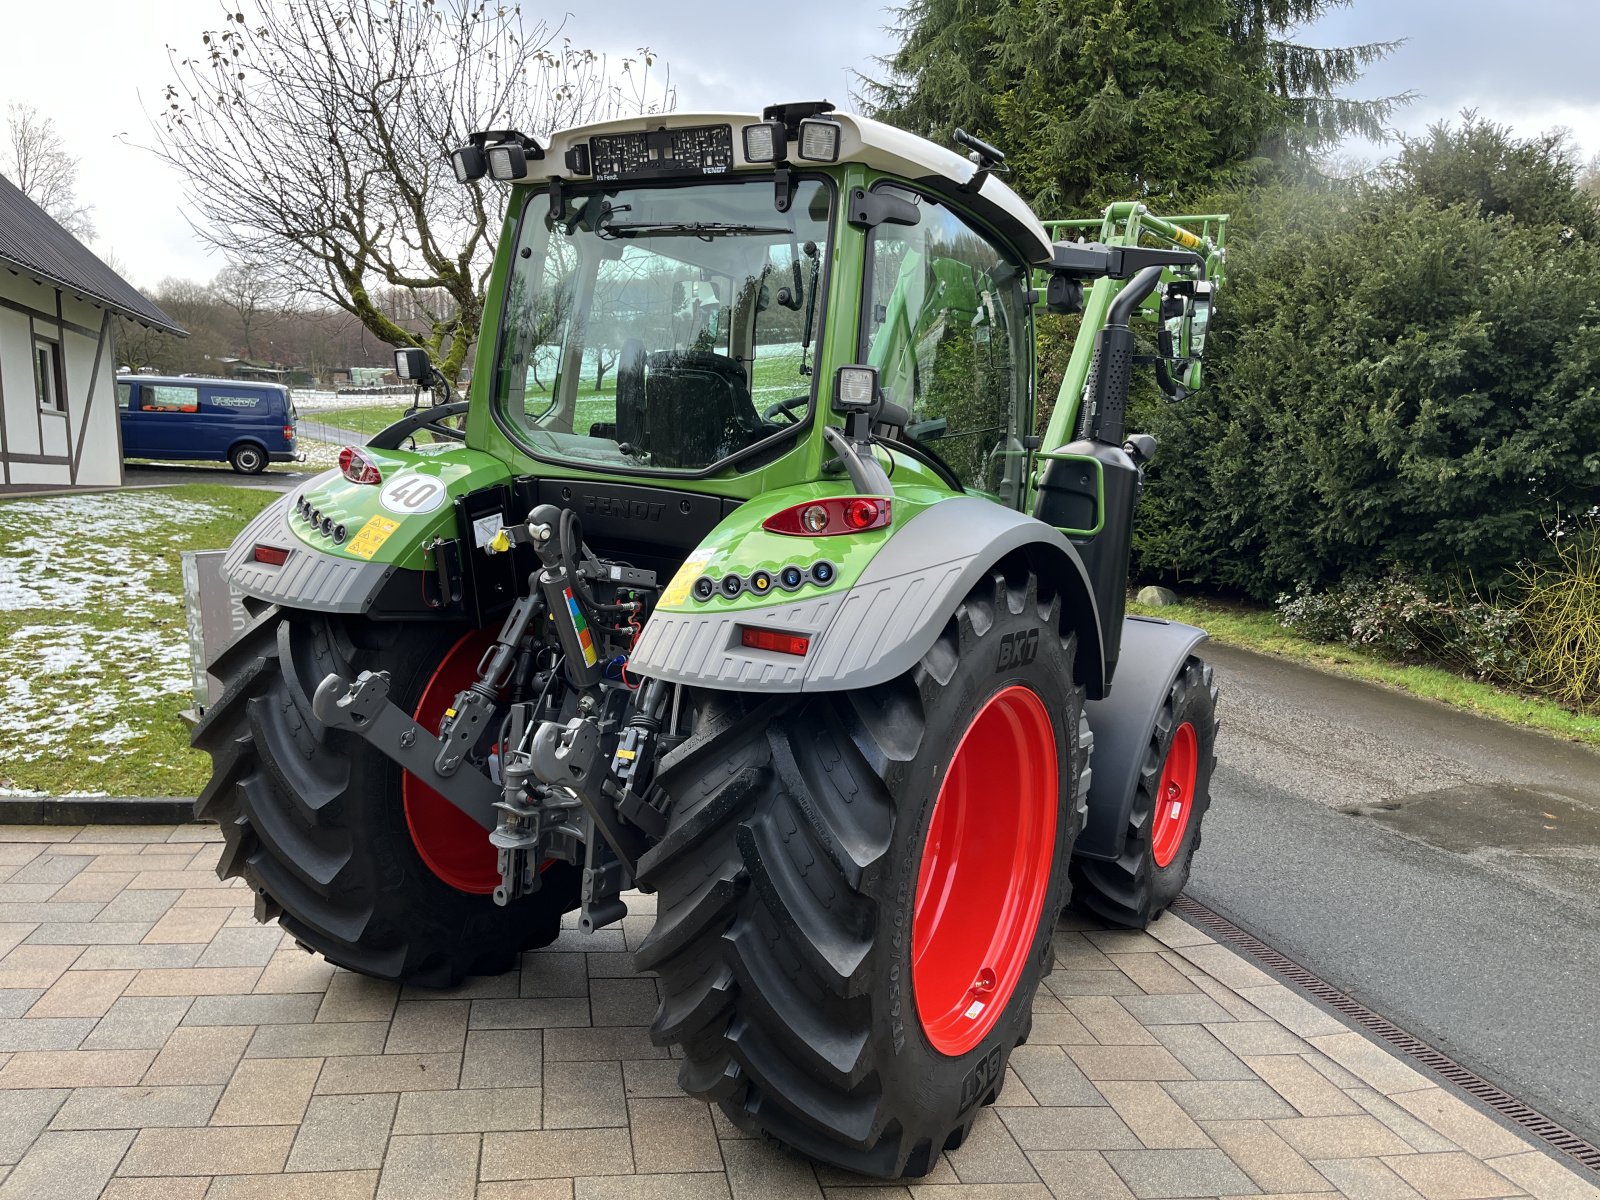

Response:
(1187, 642), (1600, 1145)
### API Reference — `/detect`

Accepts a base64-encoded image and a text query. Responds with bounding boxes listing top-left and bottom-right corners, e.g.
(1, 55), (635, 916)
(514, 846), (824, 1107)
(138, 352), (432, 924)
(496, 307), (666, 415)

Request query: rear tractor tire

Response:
(1072, 656), (1218, 928)
(191, 606), (579, 986)
(635, 569), (1089, 1178)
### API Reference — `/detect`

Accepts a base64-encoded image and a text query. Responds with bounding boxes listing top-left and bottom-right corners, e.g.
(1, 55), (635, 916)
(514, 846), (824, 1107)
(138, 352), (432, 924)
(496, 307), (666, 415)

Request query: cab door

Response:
(118, 381), (149, 457)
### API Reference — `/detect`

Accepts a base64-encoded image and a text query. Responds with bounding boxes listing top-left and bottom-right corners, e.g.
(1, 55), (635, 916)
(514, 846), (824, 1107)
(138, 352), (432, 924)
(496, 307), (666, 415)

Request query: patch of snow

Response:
(0, 623), (193, 766)
(0, 491), (226, 610)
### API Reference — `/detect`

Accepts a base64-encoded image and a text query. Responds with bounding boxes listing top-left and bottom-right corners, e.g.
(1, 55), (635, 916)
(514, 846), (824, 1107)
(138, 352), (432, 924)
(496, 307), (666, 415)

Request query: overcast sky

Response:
(4, 0), (1596, 290)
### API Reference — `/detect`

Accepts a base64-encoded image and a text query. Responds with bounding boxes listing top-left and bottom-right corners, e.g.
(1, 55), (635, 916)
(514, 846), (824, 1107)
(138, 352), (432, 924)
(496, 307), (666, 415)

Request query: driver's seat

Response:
(638, 350), (763, 467)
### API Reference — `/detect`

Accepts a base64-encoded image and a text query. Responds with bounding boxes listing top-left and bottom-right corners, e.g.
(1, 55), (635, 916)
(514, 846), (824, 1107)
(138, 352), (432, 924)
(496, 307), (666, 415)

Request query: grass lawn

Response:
(1130, 594), (1600, 748)
(0, 484), (279, 797)
(317, 403), (433, 436)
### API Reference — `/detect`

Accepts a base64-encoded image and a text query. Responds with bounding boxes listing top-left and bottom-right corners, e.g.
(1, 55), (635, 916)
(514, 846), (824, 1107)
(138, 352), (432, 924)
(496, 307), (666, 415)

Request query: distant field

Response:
(317, 403), (465, 438)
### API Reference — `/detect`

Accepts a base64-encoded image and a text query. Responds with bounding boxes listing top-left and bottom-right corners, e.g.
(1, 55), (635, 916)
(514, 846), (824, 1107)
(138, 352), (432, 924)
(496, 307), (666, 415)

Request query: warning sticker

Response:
(472, 513), (503, 549)
(346, 515), (401, 560)
(661, 551), (713, 608)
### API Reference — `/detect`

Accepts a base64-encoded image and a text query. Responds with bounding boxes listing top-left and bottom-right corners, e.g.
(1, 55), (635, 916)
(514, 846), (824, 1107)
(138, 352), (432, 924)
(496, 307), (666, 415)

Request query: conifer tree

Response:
(863, 0), (1407, 210)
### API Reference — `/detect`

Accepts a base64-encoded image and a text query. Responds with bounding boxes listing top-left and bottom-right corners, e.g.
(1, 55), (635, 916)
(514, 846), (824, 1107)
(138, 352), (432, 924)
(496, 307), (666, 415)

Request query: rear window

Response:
(143, 385), (199, 413)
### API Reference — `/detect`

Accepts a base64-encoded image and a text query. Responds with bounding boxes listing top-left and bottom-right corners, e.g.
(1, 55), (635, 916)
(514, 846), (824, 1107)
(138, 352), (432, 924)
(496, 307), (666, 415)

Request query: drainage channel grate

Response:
(1171, 894), (1600, 1177)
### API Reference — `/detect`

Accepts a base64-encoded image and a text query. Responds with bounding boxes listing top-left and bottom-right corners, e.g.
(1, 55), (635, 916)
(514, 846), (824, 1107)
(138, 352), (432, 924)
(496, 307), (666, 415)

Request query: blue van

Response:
(117, 375), (298, 474)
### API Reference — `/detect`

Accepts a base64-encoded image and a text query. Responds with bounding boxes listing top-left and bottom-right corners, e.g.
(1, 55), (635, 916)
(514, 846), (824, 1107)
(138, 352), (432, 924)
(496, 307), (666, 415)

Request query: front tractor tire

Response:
(1072, 656), (1219, 928)
(636, 570), (1088, 1178)
(191, 606), (579, 986)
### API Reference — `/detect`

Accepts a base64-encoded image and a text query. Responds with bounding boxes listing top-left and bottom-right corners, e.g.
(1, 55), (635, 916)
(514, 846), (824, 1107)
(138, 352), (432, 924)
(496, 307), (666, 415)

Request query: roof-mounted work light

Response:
(797, 118), (841, 163)
(451, 130), (544, 185)
(450, 144), (487, 183)
(741, 118), (788, 163)
(487, 143), (529, 181)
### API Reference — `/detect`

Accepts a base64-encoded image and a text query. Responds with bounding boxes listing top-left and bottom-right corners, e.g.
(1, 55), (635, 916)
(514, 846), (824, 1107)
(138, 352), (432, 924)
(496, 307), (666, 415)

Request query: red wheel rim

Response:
(402, 629), (502, 894)
(1151, 721), (1198, 868)
(912, 685), (1058, 1057)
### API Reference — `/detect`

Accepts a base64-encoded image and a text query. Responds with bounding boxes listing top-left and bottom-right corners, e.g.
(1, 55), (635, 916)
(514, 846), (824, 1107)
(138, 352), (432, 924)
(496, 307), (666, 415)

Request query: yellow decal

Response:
(347, 515), (401, 560)
(661, 551), (713, 608)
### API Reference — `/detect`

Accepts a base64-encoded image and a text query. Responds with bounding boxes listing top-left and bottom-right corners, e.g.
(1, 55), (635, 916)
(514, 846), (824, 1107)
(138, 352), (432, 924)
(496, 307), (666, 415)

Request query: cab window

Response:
(863, 186), (1033, 506)
(117, 383), (132, 409)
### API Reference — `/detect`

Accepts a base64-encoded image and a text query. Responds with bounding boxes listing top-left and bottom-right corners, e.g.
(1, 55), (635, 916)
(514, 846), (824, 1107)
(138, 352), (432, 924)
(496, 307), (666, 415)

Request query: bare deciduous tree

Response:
(151, 1), (673, 380)
(1580, 152), (1600, 201)
(213, 260), (282, 360)
(3, 102), (95, 239)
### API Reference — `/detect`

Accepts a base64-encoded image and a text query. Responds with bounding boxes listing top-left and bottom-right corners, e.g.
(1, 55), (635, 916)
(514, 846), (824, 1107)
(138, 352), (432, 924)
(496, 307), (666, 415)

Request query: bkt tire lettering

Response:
(958, 1046), (1002, 1113)
(996, 629), (1039, 671)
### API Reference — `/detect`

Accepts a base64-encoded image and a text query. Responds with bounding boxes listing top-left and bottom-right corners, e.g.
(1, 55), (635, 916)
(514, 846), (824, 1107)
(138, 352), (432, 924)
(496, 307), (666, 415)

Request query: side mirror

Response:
(394, 348), (432, 382)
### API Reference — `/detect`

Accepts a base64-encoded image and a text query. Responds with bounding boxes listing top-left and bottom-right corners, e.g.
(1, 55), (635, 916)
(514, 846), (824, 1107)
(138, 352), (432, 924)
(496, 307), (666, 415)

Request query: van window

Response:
(117, 383), (132, 409)
(211, 392), (264, 411)
(144, 385), (200, 413)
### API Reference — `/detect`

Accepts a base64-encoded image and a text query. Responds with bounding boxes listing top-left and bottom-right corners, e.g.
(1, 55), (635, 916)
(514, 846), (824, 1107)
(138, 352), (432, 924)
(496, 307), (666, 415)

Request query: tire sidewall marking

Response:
(882, 602), (1077, 1092)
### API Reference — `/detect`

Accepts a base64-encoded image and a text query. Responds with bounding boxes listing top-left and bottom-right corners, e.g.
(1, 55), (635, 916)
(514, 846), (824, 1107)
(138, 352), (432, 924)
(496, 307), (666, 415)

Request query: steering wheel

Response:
(762, 394), (809, 425)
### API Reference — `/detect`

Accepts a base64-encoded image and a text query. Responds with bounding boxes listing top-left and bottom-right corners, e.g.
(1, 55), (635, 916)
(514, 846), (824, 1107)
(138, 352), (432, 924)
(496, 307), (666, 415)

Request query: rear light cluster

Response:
(763, 497), (891, 536)
(283, 424), (296, 441)
(692, 560), (834, 602)
(293, 494), (348, 544)
(339, 446), (382, 485)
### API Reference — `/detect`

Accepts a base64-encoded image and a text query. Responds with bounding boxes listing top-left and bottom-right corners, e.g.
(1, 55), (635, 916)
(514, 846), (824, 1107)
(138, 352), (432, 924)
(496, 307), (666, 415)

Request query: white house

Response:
(0, 173), (183, 489)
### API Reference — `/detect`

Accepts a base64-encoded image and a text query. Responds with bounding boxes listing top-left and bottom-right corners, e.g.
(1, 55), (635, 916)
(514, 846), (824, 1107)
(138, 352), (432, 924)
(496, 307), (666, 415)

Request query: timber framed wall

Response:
(0, 270), (122, 488)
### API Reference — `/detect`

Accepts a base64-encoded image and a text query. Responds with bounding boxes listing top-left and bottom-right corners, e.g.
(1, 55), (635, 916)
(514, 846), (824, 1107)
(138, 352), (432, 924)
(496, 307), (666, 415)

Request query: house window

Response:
(34, 339), (64, 411)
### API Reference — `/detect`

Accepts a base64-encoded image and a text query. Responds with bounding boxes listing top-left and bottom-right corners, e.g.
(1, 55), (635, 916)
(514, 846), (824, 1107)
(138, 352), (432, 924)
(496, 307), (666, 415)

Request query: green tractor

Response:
(194, 101), (1225, 1178)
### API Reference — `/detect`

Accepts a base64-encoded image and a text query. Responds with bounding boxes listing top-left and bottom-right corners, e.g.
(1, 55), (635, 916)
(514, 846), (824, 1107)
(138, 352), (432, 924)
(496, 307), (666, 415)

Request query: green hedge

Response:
(1130, 120), (1600, 600)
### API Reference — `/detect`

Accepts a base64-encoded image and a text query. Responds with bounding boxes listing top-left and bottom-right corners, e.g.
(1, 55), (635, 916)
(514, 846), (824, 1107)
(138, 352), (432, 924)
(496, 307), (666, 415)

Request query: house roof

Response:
(0, 172), (185, 336)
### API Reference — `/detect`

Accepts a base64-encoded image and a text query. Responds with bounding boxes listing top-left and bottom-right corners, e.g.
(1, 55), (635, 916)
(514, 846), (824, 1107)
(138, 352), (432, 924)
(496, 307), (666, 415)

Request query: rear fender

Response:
(222, 447), (514, 617)
(1075, 616), (1209, 861)
(631, 497), (1106, 698)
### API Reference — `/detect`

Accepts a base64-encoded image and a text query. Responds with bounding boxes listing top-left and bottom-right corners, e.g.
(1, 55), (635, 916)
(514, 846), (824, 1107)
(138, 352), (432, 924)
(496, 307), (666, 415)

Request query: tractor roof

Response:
(520, 110), (1055, 266)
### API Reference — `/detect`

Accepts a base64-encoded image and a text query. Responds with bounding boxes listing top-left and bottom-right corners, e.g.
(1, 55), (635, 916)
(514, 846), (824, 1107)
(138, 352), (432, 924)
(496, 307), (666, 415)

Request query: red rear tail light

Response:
(284, 424), (295, 440)
(339, 446), (382, 485)
(253, 544), (290, 566)
(763, 497), (892, 536)
(740, 627), (811, 656)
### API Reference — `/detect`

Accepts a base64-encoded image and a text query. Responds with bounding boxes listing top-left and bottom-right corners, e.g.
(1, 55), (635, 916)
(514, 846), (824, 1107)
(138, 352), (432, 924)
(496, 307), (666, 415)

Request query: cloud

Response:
(4, 0), (1592, 293)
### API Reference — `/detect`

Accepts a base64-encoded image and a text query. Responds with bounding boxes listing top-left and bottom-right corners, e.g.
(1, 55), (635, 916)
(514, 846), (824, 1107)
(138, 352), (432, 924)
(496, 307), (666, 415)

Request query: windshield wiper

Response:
(599, 221), (790, 240)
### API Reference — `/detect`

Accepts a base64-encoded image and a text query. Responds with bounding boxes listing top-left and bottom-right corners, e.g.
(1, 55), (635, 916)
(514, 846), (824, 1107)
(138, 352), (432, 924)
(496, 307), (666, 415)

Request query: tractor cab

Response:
(451, 103), (1063, 512)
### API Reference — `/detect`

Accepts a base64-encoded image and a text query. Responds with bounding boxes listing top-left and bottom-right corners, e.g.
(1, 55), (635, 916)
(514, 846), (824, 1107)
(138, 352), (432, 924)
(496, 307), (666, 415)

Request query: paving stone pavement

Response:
(0, 825), (1592, 1200)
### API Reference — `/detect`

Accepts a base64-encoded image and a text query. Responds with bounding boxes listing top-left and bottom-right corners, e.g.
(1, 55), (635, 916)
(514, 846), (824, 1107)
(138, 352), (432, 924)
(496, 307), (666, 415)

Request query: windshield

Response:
(493, 177), (833, 472)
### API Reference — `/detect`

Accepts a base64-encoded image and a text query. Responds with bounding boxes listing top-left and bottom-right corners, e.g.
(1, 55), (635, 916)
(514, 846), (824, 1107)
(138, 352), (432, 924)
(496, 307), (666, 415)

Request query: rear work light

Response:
(339, 446), (382, 485)
(253, 544), (290, 566)
(763, 497), (892, 536)
(740, 627), (811, 656)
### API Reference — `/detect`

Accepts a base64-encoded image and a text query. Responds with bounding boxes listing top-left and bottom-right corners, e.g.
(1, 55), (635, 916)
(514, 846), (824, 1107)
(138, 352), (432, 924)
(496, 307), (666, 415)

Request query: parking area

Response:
(0, 826), (1591, 1200)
